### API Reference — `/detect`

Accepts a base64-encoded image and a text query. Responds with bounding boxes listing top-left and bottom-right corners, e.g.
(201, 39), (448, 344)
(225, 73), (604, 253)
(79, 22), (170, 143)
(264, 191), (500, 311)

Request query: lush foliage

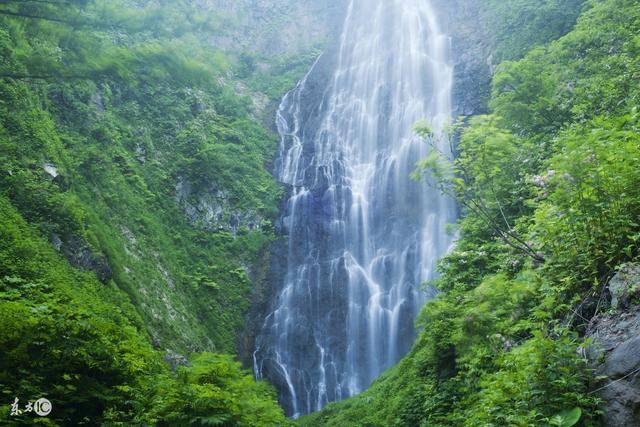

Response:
(0, 0), (284, 355)
(0, 197), (287, 425)
(149, 353), (287, 426)
(0, 0), (302, 424)
(486, 0), (586, 61)
(301, 0), (640, 425)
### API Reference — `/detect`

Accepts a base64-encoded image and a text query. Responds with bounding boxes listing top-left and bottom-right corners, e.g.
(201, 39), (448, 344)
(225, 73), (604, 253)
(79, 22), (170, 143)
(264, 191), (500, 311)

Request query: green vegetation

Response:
(0, 198), (287, 425)
(301, 0), (640, 425)
(244, 50), (323, 102)
(486, 0), (586, 61)
(0, 0), (285, 355)
(0, 0), (304, 424)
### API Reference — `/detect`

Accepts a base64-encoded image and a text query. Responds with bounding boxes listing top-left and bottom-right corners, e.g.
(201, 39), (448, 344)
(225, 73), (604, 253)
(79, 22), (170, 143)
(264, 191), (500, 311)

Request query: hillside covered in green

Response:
(301, 0), (640, 425)
(0, 0), (312, 424)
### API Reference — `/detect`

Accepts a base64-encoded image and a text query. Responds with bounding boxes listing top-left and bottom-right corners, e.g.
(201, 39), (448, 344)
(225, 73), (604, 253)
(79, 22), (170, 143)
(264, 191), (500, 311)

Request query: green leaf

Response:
(549, 407), (582, 427)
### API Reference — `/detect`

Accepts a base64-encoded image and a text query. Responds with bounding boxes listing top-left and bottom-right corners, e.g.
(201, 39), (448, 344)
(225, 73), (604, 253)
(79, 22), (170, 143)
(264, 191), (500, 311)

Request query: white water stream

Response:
(254, 0), (456, 416)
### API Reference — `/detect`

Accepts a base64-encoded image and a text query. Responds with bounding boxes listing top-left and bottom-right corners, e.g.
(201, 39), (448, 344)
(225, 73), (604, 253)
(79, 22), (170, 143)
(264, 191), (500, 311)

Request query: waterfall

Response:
(254, 0), (457, 417)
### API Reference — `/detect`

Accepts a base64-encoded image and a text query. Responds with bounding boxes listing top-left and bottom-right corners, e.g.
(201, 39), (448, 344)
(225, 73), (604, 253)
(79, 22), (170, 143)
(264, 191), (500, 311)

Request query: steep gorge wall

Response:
(440, 0), (493, 117)
(206, 0), (344, 57)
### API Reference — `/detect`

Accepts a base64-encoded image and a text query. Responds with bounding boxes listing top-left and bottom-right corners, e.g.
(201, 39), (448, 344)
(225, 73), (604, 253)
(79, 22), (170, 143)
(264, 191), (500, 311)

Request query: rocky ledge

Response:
(587, 264), (640, 427)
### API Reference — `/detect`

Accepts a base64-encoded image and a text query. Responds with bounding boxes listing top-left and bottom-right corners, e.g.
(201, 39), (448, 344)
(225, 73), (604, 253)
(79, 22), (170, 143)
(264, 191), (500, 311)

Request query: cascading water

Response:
(254, 0), (457, 417)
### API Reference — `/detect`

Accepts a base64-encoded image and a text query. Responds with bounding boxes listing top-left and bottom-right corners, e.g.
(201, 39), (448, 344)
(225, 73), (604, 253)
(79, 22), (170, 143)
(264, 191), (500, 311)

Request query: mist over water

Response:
(254, 0), (457, 417)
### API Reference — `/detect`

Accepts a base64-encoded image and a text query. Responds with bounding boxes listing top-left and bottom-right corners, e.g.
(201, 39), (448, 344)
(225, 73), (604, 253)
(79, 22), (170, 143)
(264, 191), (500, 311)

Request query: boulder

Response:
(603, 336), (640, 379)
(587, 264), (640, 426)
(610, 264), (640, 310)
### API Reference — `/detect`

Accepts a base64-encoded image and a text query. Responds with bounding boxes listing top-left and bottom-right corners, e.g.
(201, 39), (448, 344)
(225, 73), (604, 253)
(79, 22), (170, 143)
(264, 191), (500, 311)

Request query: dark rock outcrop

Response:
(587, 264), (640, 427)
(436, 0), (493, 117)
(51, 233), (113, 284)
(174, 178), (263, 234)
(610, 264), (640, 310)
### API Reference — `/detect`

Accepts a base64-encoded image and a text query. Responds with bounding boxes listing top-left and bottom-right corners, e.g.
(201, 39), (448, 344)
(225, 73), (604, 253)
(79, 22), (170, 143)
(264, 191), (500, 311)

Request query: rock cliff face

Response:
(587, 264), (640, 427)
(436, 0), (493, 117)
(205, 0), (344, 57)
(175, 178), (263, 233)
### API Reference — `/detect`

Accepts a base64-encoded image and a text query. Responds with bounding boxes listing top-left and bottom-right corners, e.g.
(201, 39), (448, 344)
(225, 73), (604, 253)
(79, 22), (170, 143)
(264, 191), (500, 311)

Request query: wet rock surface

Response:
(436, 0), (493, 117)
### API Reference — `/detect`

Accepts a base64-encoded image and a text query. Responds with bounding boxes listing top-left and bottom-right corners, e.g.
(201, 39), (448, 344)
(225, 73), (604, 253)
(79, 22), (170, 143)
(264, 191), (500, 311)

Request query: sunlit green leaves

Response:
(533, 113), (640, 301)
(549, 407), (582, 427)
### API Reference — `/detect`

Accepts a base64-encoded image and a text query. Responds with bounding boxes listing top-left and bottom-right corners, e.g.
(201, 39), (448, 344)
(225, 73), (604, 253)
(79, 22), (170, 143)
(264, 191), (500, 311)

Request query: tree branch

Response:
(0, 8), (79, 25)
(0, 72), (92, 80)
(0, 0), (75, 6)
(464, 197), (544, 262)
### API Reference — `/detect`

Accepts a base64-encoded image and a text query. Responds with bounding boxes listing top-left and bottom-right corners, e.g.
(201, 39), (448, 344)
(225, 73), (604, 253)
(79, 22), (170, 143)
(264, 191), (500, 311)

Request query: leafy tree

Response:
(533, 114), (640, 303)
(414, 116), (544, 262)
(486, 0), (586, 61)
(0, 0), (222, 83)
(147, 353), (287, 426)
